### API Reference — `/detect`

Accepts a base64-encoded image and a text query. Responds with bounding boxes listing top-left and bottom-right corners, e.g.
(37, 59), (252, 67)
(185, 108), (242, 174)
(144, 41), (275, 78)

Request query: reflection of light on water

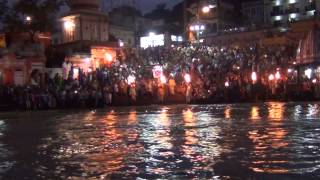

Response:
(268, 102), (284, 120)
(248, 103), (289, 174)
(252, 167), (289, 173)
(224, 106), (231, 119)
(128, 110), (137, 124)
(307, 104), (319, 117)
(250, 106), (260, 120)
(182, 108), (198, 158)
(183, 109), (196, 126)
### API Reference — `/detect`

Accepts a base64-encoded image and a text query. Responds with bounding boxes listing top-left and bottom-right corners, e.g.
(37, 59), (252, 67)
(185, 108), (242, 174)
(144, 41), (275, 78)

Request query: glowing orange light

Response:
(105, 53), (113, 62)
(269, 74), (275, 81)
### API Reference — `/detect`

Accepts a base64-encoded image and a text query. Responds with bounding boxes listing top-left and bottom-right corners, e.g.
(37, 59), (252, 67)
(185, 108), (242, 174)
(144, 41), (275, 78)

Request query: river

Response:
(0, 102), (319, 179)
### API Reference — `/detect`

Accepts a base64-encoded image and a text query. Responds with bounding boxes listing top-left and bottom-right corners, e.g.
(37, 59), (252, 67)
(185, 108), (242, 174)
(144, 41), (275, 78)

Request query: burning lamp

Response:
(160, 74), (167, 84)
(312, 79), (317, 84)
(268, 74), (275, 81)
(275, 71), (281, 80)
(304, 68), (312, 79)
(184, 74), (191, 83)
(105, 53), (113, 62)
(251, 72), (257, 83)
(225, 81), (230, 87)
(127, 75), (136, 85)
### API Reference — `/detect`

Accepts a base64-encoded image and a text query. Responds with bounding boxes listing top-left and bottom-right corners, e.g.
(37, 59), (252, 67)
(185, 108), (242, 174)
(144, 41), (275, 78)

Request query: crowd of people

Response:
(1, 42), (319, 111)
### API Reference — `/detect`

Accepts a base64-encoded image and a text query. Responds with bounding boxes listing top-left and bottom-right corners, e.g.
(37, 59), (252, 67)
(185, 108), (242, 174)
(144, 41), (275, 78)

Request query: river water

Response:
(0, 102), (319, 179)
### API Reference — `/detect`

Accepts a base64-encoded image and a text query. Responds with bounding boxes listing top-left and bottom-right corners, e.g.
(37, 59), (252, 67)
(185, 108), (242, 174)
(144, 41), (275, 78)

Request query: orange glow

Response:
(250, 106), (260, 120)
(91, 46), (117, 68)
(268, 102), (284, 120)
(224, 106), (231, 119)
(268, 74), (275, 81)
(105, 53), (113, 62)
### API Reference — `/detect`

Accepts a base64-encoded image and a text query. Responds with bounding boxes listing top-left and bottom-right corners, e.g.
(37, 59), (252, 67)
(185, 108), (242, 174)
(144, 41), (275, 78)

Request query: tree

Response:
(2, 0), (65, 41)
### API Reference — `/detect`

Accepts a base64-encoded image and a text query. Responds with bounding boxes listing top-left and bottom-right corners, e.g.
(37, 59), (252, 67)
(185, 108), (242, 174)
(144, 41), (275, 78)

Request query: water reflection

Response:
(250, 106), (260, 120)
(268, 102), (284, 120)
(224, 106), (232, 119)
(0, 103), (319, 179)
(249, 102), (289, 174)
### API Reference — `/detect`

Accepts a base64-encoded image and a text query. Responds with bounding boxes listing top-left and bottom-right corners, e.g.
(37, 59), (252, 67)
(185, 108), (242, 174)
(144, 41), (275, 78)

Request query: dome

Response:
(68, 0), (100, 10)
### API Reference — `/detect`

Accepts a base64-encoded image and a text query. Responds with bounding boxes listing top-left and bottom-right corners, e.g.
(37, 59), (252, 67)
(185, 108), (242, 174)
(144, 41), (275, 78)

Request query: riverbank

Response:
(1, 90), (319, 112)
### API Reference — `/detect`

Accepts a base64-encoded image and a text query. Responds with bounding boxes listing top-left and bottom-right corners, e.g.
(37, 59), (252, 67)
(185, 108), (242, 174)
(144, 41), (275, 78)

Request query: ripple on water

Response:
(0, 103), (319, 179)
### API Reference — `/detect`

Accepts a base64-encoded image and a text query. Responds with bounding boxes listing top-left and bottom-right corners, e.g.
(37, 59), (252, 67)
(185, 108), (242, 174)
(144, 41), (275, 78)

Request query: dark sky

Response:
(137, 0), (184, 13)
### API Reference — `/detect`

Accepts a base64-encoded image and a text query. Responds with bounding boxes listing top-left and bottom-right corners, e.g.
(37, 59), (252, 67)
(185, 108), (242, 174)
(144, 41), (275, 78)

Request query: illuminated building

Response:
(187, 0), (235, 36)
(55, 0), (117, 72)
(263, 0), (319, 26)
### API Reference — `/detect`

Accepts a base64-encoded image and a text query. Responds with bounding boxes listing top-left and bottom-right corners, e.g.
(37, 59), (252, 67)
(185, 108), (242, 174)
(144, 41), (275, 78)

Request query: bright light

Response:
(184, 74), (191, 83)
(119, 40), (124, 47)
(269, 74), (275, 81)
(26, 16), (32, 22)
(64, 20), (75, 30)
(305, 68), (313, 79)
(149, 32), (155, 36)
(190, 26), (195, 31)
(200, 25), (205, 30)
(251, 72), (257, 82)
(105, 53), (113, 62)
(140, 34), (165, 48)
(275, 71), (281, 80)
(160, 74), (167, 84)
(73, 68), (79, 79)
(127, 75), (136, 85)
(289, 0), (296, 4)
(194, 25), (200, 31)
(275, 16), (282, 21)
(290, 13), (298, 19)
(312, 79), (317, 84)
(202, 6), (210, 13)
(88, 68), (92, 73)
(288, 68), (293, 73)
(153, 65), (163, 78)
(225, 81), (230, 87)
